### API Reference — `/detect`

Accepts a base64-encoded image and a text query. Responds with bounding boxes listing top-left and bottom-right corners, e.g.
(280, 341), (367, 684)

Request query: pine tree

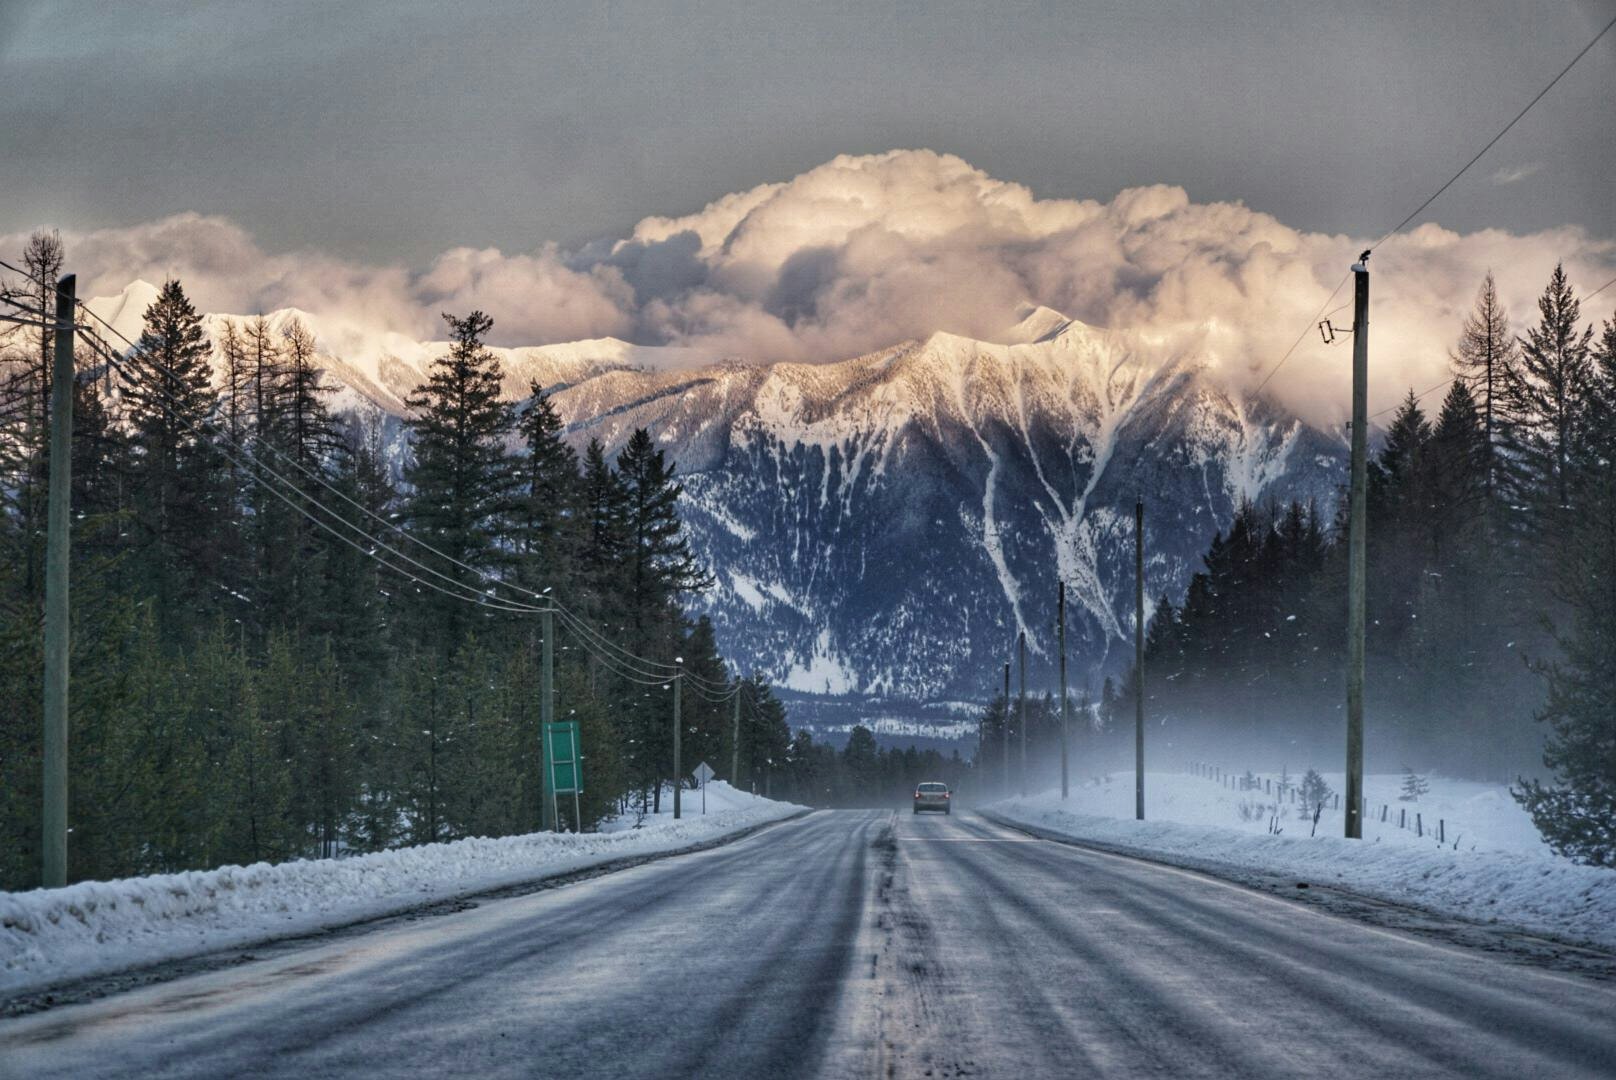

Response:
(402, 311), (517, 646)
(1504, 263), (1595, 530)
(1451, 272), (1517, 500)
(513, 383), (579, 594)
(124, 279), (225, 635)
(1299, 768), (1332, 834)
(0, 231), (65, 598)
(1514, 310), (1616, 866)
(579, 437), (629, 618)
(1400, 766), (1429, 802)
(617, 427), (711, 626)
(257, 316), (345, 629)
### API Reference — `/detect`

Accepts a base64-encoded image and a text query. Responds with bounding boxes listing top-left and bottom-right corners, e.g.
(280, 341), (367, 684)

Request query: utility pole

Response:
(672, 658), (684, 820)
(1345, 253), (1370, 840)
(1135, 496), (1145, 822)
(1058, 581), (1068, 800)
(1017, 630), (1027, 797)
(731, 682), (742, 790)
(540, 609), (555, 832)
(42, 274), (74, 888)
(1002, 661), (1010, 797)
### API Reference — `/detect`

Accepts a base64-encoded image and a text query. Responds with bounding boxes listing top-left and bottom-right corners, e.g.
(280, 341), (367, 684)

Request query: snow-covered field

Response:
(0, 782), (803, 999)
(987, 771), (1616, 952)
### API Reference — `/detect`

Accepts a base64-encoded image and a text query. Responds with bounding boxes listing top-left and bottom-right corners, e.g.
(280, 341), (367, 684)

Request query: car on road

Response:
(913, 781), (951, 814)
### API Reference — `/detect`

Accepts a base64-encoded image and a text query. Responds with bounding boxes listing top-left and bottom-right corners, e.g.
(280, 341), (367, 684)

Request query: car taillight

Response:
(943, 792), (950, 798)
(913, 791), (922, 799)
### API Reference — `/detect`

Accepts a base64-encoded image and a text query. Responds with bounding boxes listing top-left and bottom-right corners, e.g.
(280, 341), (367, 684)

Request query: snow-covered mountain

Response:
(86, 284), (1346, 706)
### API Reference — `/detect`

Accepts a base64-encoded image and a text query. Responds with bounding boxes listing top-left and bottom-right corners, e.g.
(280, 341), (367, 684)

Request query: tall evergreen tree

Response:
(513, 383), (579, 594)
(1505, 263), (1595, 527)
(124, 279), (225, 634)
(617, 426), (712, 625)
(402, 311), (517, 645)
(1451, 272), (1517, 500)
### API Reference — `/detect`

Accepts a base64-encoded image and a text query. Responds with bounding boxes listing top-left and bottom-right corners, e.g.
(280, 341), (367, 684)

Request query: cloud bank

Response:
(6, 149), (1612, 424)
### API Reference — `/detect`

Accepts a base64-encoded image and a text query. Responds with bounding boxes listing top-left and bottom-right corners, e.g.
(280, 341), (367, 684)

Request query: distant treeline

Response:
(768, 725), (974, 807)
(0, 231), (793, 891)
(1117, 265), (1615, 865)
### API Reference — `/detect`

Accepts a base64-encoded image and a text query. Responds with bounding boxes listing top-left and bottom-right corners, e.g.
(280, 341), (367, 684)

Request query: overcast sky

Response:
(2, 0), (1613, 426)
(3, 1), (1613, 263)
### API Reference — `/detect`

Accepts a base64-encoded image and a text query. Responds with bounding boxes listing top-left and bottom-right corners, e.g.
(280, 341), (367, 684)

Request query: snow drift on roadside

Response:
(0, 782), (803, 998)
(988, 779), (1616, 952)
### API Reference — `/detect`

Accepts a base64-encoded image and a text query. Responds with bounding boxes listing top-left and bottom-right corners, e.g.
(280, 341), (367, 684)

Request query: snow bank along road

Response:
(3, 811), (1615, 1079)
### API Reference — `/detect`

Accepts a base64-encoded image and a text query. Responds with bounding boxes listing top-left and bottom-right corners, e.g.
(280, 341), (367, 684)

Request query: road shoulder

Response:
(978, 808), (1616, 983)
(1, 809), (813, 1019)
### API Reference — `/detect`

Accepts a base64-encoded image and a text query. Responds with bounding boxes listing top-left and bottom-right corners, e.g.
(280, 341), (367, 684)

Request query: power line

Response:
(79, 329), (550, 615)
(3, 264), (766, 697)
(63, 281), (738, 686)
(1249, 14), (1616, 397)
(1367, 268), (1615, 423)
(87, 338), (544, 615)
(1251, 272), (1352, 397)
(64, 278), (557, 611)
(1369, 375), (1456, 422)
(1371, 12), (1616, 250)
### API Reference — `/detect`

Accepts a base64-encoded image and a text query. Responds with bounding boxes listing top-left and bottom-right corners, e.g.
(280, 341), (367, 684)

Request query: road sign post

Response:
(694, 760), (715, 814)
(544, 720), (583, 833)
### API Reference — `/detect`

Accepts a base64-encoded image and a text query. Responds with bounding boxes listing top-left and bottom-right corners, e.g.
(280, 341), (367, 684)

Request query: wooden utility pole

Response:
(1058, 581), (1069, 800)
(1346, 253), (1370, 840)
(540, 609), (555, 832)
(1017, 630), (1027, 797)
(1135, 496), (1145, 822)
(672, 660), (684, 819)
(42, 274), (74, 888)
(1002, 661), (1010, 797)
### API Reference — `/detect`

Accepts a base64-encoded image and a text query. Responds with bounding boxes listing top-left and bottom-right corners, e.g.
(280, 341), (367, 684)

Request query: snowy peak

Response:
(97, 285), (1342, 702)
(84, 279), (161, 344)
(1002, 303), (1075, 344)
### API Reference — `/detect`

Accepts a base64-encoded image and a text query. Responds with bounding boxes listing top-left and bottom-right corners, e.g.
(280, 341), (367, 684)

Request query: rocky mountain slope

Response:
(87, 284), (1346, 706)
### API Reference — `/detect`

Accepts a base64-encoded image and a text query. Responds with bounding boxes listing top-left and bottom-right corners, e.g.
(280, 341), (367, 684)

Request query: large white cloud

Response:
(5, 149), (1612, 425)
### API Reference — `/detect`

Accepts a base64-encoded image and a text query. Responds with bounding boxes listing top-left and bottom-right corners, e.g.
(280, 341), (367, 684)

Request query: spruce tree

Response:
(257, 316), (344, 629)
(1504, 263), (1594, 533)
(579, 437), (629, 615)
(1514, 311), (1616, 865)
(124, 279), (225, 634)
(617, 427), (712, 622)
(513, 383), (579, 594)
(402, 311), (517, 646)
(1451, 272), (1517, 500)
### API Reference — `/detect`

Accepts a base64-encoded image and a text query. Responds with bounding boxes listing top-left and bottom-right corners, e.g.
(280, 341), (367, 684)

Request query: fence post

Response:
(1416, 812), (1423, 838)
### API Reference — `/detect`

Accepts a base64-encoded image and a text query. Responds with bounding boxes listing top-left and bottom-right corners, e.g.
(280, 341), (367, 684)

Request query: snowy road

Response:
(3, 810), (1615, 1079)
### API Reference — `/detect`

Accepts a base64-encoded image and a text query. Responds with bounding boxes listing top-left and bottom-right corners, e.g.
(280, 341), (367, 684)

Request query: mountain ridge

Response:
(83, 281), (1347, 704)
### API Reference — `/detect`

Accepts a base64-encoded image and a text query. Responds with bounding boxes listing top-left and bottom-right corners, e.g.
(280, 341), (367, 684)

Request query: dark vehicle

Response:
(913, 781), (951, 814)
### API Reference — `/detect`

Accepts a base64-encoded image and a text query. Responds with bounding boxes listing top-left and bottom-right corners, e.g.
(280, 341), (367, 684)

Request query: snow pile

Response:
(988, 773), (1616, 952)
(0, 782), (802, 998)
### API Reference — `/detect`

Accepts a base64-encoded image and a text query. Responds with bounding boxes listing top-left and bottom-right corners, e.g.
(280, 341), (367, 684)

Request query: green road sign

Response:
(545, 720), (583, 795)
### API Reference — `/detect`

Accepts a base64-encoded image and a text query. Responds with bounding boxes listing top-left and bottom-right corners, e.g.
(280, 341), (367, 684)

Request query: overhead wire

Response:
(91, 315), (755, 690)
(87, 337), (545, 615)
(61, 275), (746, 688)
(4, 236), (769, 698)
(1369, 11), (1616, 251)
(78, 327), (551, 615)
(1247, 13), (1616, 398)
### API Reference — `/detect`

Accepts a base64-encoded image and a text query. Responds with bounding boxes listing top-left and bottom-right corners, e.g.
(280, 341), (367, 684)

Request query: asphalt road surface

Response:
(4, 810), (1615, 1079)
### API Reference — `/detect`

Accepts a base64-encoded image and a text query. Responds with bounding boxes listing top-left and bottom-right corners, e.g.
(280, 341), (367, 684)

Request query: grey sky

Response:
(2, 1), (1613, 266)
